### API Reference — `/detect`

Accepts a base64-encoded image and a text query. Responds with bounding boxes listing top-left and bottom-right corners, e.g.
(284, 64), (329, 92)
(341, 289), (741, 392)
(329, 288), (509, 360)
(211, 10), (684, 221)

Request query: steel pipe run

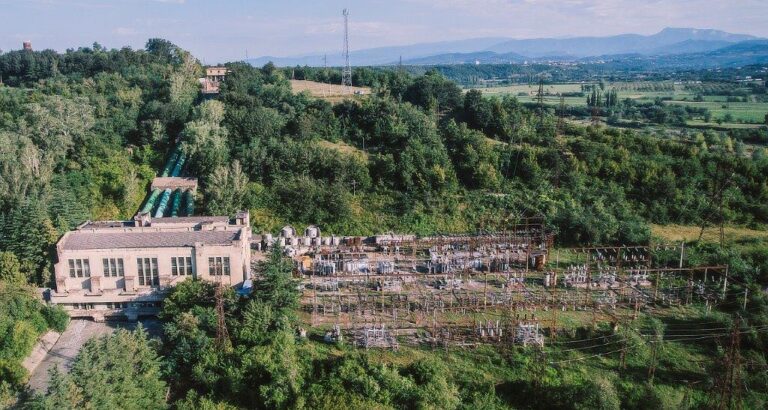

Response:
(169, 189), (182, 217)
(153, 189), (172, 217)
(140, 189), (161, 214)
(182, 189), (195, 216)
(161, 150), (180, 177)
(170, 153), (186, 177)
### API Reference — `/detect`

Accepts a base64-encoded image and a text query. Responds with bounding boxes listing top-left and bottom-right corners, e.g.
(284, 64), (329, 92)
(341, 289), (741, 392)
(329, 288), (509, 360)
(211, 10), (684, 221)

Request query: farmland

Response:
(290, 79), (371, 102)
(477, 80), (768, 129)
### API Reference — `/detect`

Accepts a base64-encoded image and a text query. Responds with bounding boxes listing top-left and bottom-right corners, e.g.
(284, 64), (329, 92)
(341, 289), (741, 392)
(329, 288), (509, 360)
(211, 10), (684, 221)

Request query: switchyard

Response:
(257, 223), (735, 350)
(51, 146), (745, 355)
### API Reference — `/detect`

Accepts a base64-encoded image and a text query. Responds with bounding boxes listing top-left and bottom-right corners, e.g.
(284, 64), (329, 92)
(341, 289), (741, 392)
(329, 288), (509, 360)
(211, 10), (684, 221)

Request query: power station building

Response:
(50, 211), (252, 320)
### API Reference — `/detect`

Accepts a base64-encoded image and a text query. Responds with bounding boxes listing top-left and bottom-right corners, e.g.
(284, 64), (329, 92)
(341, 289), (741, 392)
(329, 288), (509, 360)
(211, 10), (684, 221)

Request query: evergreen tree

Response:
(30, 327), (166, 409)
(255, 246), (300, 325)
(0, 252), (25, 285)
(30, 367), (84, 410)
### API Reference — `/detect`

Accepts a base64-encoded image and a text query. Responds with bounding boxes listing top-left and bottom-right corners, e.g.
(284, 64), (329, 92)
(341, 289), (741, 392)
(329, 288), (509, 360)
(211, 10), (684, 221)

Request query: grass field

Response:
(316, 139), (369, 161)
(474, 81), (768, 126)
(686, 120), (764, 130)
(651, 224), (768, 243)
(666, 100), (767, 123)
(290, 79), (371, 103)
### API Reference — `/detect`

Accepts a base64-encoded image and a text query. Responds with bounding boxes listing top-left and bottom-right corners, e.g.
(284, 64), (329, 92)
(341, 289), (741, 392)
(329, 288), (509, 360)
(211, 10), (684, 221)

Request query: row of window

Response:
(103, 258), (124, 277)
(209, 257), (231, 276)
(68, 259), (91, 278)
(67, 256), (232, 281)
(137, 257), (159, 286)
(171, 257), (193, 276)
(70, 302), (161, 310)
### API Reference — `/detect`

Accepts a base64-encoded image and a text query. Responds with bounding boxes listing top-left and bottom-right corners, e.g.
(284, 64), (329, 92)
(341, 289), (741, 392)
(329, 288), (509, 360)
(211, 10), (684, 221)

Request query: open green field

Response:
(667, 100), (767, 123)
(686, 119), (764, 130)
(481, 83), (587, 106)
(475, 81), (768, 126)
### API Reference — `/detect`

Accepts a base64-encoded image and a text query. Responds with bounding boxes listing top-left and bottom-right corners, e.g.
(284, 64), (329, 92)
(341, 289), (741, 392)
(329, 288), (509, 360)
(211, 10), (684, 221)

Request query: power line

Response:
(548, 326), (768, 365)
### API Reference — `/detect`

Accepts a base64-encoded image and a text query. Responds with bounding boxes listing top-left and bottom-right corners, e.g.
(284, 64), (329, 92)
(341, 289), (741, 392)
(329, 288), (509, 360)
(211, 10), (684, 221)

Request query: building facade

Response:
(200, 66), (228, 94)
(51, 211), (252, 320)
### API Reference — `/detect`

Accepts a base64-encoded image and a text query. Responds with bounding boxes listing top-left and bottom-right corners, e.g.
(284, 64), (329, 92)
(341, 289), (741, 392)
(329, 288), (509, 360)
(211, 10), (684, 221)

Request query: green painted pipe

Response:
(140, 189), (161, 214)
(169, 189), (182, 217)
(170, 153), (186, 177)
(182, 190), (195, 216)
(161, 150), (180, 177)
(154, 189), (172, 217)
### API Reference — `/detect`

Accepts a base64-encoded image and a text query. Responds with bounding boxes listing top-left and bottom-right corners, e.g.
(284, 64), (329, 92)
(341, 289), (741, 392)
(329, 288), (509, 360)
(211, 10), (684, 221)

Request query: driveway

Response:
(27, 319), (162, 393)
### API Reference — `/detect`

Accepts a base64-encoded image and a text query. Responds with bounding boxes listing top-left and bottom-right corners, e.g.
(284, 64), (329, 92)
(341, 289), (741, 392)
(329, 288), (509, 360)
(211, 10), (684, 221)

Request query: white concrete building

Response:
(51, 211), (252, 320)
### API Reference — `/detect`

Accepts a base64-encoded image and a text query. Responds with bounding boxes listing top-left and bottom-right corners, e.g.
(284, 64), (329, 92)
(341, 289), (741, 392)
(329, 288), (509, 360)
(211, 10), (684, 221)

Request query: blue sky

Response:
(1, 0), (766, 63)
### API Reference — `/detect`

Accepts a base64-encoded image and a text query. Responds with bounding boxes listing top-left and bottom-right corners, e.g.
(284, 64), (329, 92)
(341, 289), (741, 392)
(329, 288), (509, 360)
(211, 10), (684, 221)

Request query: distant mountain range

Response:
(247, 28), (767, 68)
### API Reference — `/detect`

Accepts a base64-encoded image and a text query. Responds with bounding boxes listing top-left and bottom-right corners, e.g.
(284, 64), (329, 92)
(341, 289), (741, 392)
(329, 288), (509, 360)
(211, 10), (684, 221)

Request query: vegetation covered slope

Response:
(1, 41), (767, 409)
(193, 63), (768, 247)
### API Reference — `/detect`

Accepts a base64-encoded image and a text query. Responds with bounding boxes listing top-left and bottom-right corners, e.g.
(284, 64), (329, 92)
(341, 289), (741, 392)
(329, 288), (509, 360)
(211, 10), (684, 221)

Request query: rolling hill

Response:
(248, 27), (762, 67)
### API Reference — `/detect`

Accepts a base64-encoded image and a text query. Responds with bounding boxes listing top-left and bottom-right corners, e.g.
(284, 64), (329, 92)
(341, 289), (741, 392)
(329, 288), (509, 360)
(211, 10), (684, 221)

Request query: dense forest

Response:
(1, 41), (767, 408)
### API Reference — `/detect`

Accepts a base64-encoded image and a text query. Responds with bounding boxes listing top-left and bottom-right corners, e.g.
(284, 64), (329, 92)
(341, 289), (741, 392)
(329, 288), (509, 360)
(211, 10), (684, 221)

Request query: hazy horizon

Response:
(1, 0), (767, 63)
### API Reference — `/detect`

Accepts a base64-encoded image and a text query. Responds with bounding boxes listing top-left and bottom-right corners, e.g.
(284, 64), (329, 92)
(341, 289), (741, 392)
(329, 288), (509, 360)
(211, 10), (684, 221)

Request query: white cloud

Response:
(112, 27), (138, 36)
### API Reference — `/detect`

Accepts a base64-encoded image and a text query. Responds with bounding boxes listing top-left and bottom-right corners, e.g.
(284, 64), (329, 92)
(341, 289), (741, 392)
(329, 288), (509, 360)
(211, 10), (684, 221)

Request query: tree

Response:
(30, 327), (166, 410)
(175, 390), (239, 410)
(145, 38), (180, 64)
(0, 201), (59, 285)
(0, 252), (25, 284)
(253, 329), (304, 409)
(271, 175), (351, 227)
(403, 70), (462, 115)
(405, 358), (460, 409)
(463, 89), (493, 131)
(182, 100), (230, 179)
(31, 367), (83, 410)
(255, 246), (299, 325)
(205, 160), (249, 215)
(442, 120), (500, 190)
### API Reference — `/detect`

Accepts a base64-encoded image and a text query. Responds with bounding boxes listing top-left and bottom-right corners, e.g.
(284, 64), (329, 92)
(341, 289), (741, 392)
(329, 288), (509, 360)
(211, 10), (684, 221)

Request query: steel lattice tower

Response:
(342, 9), (352, 92)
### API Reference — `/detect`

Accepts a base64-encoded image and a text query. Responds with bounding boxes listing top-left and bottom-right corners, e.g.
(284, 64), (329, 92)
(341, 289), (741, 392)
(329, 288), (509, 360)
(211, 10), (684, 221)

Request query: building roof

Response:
(151, 177), (198, 191)
(80, 216), (231, 230)
(151, 216), (230, 224)
(62, 230), (242, 251)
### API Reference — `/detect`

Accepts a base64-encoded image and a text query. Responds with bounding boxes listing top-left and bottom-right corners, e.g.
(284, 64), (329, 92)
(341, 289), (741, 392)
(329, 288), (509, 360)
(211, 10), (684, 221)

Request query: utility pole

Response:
(648, 336), (659, 385)
(213, 261), (230, 351)
(679, 242), (685, 268)
(214, 283), (231, 351)
(536, 78), (545, 131)
(742, 287), (748, 311)
(557, 94), (565, 136)
(716, 317), (742, 410)
(341, 9), (353, 93)
(323, 54), (330, 97)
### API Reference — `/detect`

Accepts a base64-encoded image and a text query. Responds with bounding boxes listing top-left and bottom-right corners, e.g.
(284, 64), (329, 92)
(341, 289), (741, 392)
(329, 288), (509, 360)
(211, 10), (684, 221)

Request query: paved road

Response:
(28, 319), (162, 393)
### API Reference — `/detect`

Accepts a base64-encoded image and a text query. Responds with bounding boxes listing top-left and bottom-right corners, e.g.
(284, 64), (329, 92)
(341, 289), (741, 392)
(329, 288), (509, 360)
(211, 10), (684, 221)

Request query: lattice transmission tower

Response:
(341, 9), (353, 93)
(214, 275), (231, 351)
